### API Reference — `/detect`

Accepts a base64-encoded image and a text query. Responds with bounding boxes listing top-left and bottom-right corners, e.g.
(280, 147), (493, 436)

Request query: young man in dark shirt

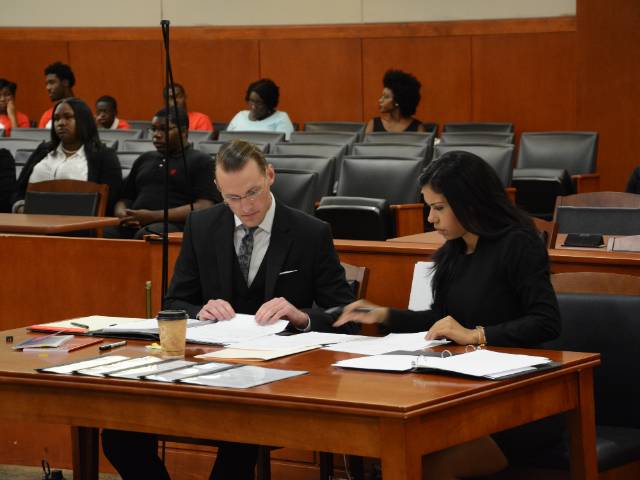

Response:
(38, 62), (75, 129)
(106, 107), (220, 239)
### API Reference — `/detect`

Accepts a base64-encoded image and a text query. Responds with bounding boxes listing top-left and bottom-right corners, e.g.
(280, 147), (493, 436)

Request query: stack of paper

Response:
(324, 332), (448, 355)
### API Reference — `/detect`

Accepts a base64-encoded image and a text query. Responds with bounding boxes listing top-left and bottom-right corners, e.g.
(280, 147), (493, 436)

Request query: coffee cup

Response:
(157, 309), (188, 357)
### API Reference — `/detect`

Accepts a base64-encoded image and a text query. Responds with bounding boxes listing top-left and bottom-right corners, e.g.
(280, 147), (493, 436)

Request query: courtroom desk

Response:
(0, 234), (151, 330)
(0, 213), (119, 234)
(0, 328), (600, 480)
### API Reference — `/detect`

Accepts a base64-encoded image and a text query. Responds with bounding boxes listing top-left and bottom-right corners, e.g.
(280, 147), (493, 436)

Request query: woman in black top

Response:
(365, 69), (426, 134)
(13, 97), (122, 214)
(335, 151), (561, 479)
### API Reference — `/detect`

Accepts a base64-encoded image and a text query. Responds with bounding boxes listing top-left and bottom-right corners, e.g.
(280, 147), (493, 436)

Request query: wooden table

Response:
(0, 213), (119, 234)
(0, 329), (600, 480)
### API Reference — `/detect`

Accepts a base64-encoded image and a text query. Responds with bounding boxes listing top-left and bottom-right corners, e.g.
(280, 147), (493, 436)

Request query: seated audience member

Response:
(164, 83), (212, 132)
(13, 98), (122, 214)
(227, 78), (294, 140)
(335, 151), (561, 479)
(0, 149), (16, 212)
(626, 166), (640, 194)
(39, 62), (76, 129)
(366, 69), (426, 133)
(95, 95), (131, 130)
(102, 139), (357, 480)
(106, 107), (219, 239)
(0, 78), (30, 136)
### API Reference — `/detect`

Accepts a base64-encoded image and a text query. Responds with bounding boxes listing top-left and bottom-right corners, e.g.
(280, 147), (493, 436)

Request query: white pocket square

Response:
(279, 269), (299, 276)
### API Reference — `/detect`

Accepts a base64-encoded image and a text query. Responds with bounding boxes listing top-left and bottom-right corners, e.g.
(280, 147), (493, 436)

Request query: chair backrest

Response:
(363, 131), (434, 146)
(10, 128), (51, 141)
(316, 196), (392, 240)
(554, 206), (640, 235)
(336, 157), (423, 205)
(270, 168), (317, 215)
(218, 130), (284, 148)
(341, 262), (369, 300)
(532, 217), (558, 249)
(443, 122), (514, 133)
(212, 122), (228, 132)
(196, 141), (227, 156)
(98, 129), (143, 142)
(517, 131), (599, 175)
(25, 179), (109, 216)
(304, 121), (365, 141)
(0, 138), (43, 157)
(290, 131), (358, 147)
(127, 120), (152, 135)
(270, 142), (346, 160)
(121, 139), (156, 153)
(547, 272), (640, 428)
(351, 143), (427, 160)
(422, 122), (438, 135)
(266, 155), (335, 200)
(440, 132), (514, 145)
(434, 143), (515, 187)
(13, 149), (35, 166)
(116, 152), (141, 179)
(188, 130), (213, 143)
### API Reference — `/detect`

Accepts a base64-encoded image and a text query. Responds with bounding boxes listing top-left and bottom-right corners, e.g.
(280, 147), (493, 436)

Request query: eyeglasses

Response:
(222, 185), (265, 205)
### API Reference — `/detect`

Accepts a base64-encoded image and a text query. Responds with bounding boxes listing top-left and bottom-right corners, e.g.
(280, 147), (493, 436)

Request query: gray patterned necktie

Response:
(238, 225), (258, 283)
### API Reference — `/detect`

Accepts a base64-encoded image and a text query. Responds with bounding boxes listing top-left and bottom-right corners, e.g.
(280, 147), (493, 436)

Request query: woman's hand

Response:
(425, 315), (479, 345)
(333, 299), (389, 327)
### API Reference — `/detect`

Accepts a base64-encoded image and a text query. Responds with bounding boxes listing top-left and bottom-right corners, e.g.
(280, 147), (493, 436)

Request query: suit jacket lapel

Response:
(265, 202), (293, 299)
(213, 208), (235, 301)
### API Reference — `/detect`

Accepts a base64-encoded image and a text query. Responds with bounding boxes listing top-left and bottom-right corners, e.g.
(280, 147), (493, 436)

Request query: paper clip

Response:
(412, 349), (452, 368)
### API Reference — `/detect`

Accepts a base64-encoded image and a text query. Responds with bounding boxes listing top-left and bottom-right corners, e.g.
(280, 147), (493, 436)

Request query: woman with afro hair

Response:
(366, 69), (426, 133)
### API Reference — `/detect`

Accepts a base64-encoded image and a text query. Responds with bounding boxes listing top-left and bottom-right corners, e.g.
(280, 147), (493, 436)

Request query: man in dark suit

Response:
(102, 139), (356, 480)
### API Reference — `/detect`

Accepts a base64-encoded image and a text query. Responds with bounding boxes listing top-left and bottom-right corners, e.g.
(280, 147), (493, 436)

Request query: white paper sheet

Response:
(408, 261), (435, 311)
(333, 354), (415, 372)
(230, 332), (368, 350)
(185, 314), (288, 345)
(324, 332), (448, 355)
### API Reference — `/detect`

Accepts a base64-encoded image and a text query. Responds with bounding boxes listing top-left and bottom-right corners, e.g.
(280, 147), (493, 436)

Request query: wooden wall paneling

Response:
(1, 41), (69, 124)
(0, 236), (151, 329)
(259, 38), (364, 124)
(68, 40), (164, 121)
(361, 36), (472, 126)
(576, 0), (640, 191)
(471, 32), (577, 136)
(169, 40), (260, 125)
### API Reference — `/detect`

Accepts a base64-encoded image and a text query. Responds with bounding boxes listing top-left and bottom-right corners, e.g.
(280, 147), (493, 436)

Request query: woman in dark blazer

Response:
(12, 97), (122, 214)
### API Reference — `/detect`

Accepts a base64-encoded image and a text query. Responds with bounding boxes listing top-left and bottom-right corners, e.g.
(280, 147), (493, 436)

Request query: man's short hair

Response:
(154, 106), (189, 130)
(96, 95), (117, 113)
(0, 78), (17, 96)
(216, 140), (267, 174)
(163, 83), (185, 101)
(44, 62), (76, 88)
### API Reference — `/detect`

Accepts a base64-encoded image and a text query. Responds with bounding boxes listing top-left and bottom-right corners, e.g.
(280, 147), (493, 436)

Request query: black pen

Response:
(353, 307), (374, 313)
(99, 340), (127, 351)
(71, 322), (90, 329)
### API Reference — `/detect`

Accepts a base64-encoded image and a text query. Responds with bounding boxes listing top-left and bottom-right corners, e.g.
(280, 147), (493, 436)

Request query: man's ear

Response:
(266, 163), (275, 186)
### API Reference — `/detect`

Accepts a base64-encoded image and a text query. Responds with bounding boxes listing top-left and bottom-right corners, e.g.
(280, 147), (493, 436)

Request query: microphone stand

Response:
(160, 19), (194, 309)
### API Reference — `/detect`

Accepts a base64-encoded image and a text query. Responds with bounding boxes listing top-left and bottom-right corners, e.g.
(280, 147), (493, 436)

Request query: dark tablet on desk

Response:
(562, 233), (605, 248)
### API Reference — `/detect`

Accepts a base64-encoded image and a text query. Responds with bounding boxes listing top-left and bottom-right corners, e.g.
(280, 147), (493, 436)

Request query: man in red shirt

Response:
(0, 79), (30, 136)
(38, 62), (75, 129)
(164, 83), (213, 132)
(95, 95), (131, 130)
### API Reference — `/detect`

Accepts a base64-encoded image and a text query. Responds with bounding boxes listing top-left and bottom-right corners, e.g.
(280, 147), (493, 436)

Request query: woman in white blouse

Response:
(13, 97), (122, 214)
(227, 78), (294, 140)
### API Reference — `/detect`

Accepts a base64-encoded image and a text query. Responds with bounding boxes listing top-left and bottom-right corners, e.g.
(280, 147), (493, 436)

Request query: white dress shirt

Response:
(29, 144), (89, 184)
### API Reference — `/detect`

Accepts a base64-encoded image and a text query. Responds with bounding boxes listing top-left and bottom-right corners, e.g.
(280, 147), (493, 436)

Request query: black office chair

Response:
(303, 121), (366, 141)
(24, 191), (100, 216)
(13, 148), (35, 166)
(121, 139), (156, 153)
(316, 196), (392, 240)
(443, 122), (514, 133)
(351, 143), (427, 160)
(0, 148), (16, 213)
(0, 138), (43, 158)
(434, 144), (515, 188)
(289, 131), (359, 150)
(439, 132), (514, 145)
(271, 169), (318, 214)
(195, 140), (227, 156)
(513, 132), (599, 219)
(363, 131), (433, 146)
(128, 120), (152, 136)
(266, 155), (335, 200)
(187, 130), (214, 143)
(9, 128), (51, 141)
(218, 131), (284, 150)
(98, 129), (143, 142)
(554, 206), (640, 236)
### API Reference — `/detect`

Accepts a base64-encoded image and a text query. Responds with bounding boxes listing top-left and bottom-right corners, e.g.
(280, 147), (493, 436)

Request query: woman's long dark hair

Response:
(421, 151), (535, 300)
(48, 97), (104, 154)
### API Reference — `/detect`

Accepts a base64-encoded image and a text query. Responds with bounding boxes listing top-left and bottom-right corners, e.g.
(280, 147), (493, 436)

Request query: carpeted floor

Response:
(0, 465), (120, 479)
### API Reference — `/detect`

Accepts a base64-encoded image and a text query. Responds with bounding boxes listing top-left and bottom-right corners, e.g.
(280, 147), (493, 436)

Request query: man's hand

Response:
(425, 315), (477, 345)
(124, 208), (160, 226)
(255, 297), (309, 329)
(197, 299), (236, 321)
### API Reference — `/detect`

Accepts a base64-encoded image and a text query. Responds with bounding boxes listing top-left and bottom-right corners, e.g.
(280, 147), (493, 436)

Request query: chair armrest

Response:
(390, 203), (424, 237)
(573, 173), (600, 193)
